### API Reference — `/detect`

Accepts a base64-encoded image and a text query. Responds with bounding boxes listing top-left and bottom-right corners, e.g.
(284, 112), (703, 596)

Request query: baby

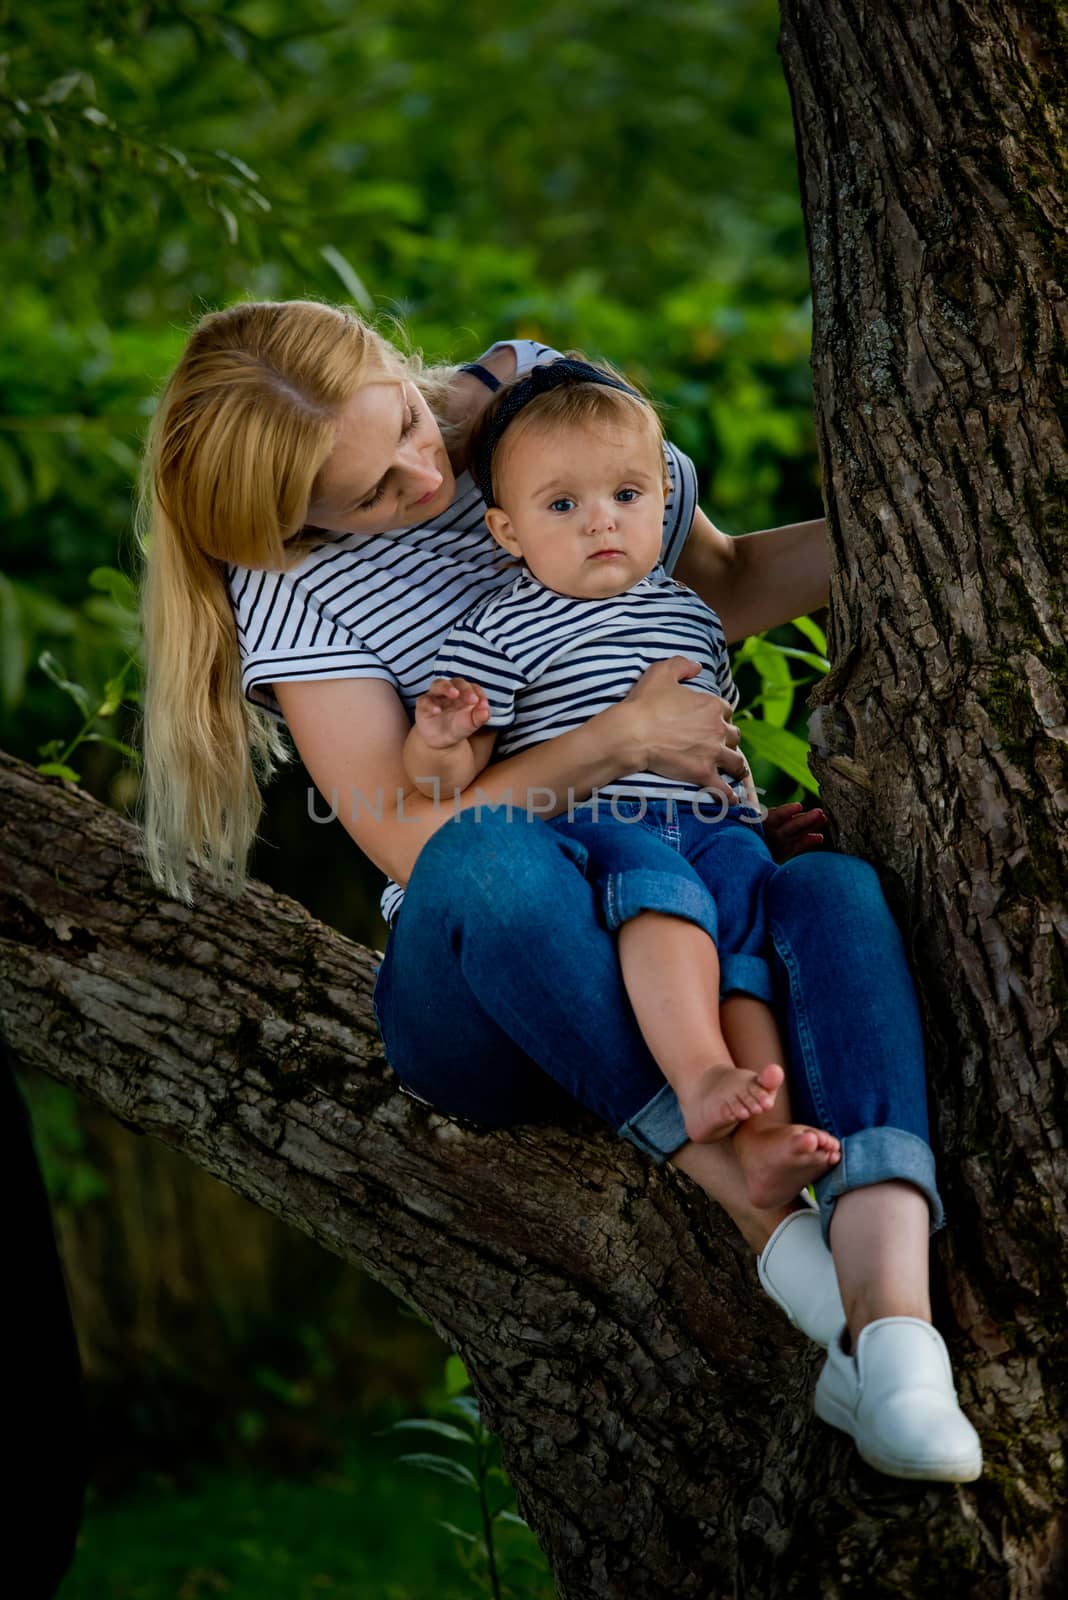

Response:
(402, 357), (839, 1208)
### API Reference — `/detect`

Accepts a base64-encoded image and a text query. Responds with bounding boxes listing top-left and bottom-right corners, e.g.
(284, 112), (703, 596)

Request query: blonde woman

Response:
(138, 300), (980, 1482)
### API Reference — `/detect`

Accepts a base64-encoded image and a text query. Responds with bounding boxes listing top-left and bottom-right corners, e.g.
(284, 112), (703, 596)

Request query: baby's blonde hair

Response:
(468, 354), (669, 507)
(136, 298), (455, 902)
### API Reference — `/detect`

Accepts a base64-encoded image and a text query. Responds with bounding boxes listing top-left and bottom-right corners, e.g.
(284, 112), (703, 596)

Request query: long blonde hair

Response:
(137, 298), (455, 902)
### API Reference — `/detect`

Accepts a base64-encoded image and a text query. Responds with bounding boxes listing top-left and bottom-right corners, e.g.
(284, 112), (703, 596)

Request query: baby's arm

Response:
(403, 676), (499, 797)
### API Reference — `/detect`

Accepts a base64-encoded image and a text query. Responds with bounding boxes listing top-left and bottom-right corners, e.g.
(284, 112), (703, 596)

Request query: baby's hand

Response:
(763, 802), (828, 862)
(415, 676), (491, 749)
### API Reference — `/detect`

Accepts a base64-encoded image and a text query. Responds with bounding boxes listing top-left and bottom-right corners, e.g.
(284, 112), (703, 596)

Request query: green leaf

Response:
(37, 762), (81, 782)
(771, 644), (830, 673)
(397, 1452), (479, 1489)
(81, 734), (140, 760)
(735, 718), (818, 794)
(97, 671), (128, 717)
(387, 1418), (472, 1444)
(37, 650), (92, 716)
(101, 656), (137, 708)
(445, 1394), (481, 1424)
(791, 614), (828, 657)
(212, 200), (239, 246)
(103, 435), (141, 476)
(741, 638), (793, 728)
(213, 148), (260, 183)
(320, 244), (373, 310)
(434, 1519), (479, 1544)
(444, 1354), (470, 1397)
(39, 72), (88, 107)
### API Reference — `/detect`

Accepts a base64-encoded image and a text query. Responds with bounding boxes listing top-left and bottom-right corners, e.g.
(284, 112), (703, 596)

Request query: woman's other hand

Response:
(619, 656), (748, 807)
(763, 802), (828, 862)
(414, 676), (491, 749)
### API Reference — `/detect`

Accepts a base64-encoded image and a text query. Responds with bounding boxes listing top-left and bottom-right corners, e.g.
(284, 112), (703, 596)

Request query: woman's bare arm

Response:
(275, 663), (747, 888)
(276, 676), (640, 887)
(672, 506), (829, 644)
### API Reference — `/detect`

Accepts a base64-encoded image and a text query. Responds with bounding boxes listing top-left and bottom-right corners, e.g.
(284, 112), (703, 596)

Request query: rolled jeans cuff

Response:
(616, 1081), (688, 1164)
(602, 868), (719, 946)
(720, 954), (773, 1005)
(813, 1126), (944, 1244)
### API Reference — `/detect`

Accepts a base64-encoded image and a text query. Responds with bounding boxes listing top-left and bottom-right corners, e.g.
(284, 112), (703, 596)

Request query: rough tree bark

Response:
(778, 0), (1068, 1592)
(2, 3), (1066, 1595)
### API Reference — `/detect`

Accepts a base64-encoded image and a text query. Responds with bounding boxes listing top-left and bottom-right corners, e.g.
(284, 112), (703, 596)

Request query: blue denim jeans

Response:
(547, 797), (777, 1004)
(372, 804), (943, 1240)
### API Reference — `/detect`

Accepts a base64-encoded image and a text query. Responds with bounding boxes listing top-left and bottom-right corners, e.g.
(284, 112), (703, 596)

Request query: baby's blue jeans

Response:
(546, 796), (777, 1004)
(372, 802), (943, 1241)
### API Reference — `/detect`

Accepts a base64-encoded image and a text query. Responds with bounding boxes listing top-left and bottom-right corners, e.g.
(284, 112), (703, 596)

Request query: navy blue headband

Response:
(470, 357), (643, 508)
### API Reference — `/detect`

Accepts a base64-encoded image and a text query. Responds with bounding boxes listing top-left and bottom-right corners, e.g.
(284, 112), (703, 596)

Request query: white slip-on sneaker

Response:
(814, 1316), (983, 1481)
(756, 1202), (845, 1348)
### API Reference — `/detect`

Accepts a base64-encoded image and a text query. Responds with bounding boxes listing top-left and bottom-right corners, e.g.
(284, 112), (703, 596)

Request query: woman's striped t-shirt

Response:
(226, 339), (699, 927)
(432, 562), (750, 807)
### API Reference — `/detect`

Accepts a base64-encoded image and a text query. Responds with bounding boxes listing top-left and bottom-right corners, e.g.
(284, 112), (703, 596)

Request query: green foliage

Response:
(19, 1070), (109, 1210)
(36, 641), (139, 781)
(731, 619), (830, 800)
(385, 1356), (555, 1600)
(57, 1431), (511, 1600)
(0, 0), (826, 903)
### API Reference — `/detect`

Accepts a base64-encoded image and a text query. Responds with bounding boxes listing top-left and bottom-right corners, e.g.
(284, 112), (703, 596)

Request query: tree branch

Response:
(0, 748), (819, 1596)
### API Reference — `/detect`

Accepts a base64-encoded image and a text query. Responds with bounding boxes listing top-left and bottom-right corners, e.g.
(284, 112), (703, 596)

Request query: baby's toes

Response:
(756, 1063), (785, 1094)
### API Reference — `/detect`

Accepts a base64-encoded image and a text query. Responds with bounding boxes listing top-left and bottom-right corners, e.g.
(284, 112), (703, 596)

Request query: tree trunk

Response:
(3, 5), (1067, 1593)
(777, 0), (1068, 1592)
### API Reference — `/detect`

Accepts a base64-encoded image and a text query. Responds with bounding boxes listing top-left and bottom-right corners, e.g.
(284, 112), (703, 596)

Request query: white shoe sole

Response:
(814, 1384), (983, 1482)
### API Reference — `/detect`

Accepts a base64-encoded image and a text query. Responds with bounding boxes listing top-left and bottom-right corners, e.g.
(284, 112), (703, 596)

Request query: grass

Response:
(57, 1432), (500, 1600)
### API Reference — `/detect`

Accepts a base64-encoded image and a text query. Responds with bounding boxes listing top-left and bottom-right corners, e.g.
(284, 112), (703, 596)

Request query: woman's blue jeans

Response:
(372, 804), (943, 1241)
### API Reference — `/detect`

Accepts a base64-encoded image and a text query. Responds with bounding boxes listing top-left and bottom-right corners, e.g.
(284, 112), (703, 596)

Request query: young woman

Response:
(138, 299), (981, 1482)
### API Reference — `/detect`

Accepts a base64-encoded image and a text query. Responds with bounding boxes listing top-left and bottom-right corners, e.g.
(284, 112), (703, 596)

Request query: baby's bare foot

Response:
(734, 1123), (841, 1210)
(679, 1062), (783, 1144)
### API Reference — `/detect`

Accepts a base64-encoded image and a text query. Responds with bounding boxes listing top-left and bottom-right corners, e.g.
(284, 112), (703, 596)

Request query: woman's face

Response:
(307, 380), (455, 535)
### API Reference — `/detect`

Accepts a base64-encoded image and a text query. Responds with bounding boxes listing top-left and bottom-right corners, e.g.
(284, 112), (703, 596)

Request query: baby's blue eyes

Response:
(547, 489), (640, 513)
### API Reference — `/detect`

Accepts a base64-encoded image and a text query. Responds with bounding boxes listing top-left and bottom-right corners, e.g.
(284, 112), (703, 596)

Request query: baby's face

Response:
(485, 418), (667, 598)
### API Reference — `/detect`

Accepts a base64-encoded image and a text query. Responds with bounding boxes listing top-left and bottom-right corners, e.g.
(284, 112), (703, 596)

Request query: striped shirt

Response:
(433, 563), (748, 805)
(227, 339), (699, 927)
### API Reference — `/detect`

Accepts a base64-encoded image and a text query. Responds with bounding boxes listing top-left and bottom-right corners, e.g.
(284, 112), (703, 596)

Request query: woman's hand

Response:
(618, 656), (748, 806)
(762, 802), (828, 863)
(414, 676), (491, 750)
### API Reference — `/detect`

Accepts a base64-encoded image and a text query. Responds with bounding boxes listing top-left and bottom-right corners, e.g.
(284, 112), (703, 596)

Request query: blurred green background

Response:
(1, 1), (824, 1594)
